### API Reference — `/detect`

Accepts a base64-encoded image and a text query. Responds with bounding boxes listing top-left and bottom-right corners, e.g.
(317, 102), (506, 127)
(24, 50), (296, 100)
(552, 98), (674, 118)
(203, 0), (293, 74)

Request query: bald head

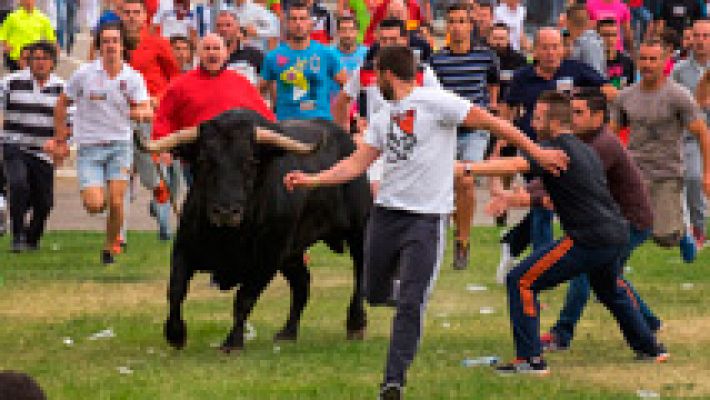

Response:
(534, 28), (564, 74)
(199, 33), (228, 73)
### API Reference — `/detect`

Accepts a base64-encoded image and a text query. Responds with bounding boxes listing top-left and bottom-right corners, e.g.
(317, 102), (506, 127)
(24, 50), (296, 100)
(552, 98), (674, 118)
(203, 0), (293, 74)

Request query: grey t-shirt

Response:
(571, 30), (607, 77)
(610, 79), (703, 180)
(364, 87), (472, 214)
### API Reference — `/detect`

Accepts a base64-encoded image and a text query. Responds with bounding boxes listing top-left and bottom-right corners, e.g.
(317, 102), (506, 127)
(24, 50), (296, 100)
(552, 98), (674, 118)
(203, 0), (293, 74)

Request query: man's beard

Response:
(290, 31), (308, 41)
(340, 39), (355, 51)
(492, 45), (507, 56)
(535, 123), (552, 140)
(380, 81), (394, 101)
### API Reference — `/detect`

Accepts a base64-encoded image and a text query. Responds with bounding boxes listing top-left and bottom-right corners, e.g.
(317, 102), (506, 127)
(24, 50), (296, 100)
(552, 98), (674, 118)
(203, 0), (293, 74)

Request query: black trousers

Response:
(3, 145), (54, 244)
(364, 206), (446, 386)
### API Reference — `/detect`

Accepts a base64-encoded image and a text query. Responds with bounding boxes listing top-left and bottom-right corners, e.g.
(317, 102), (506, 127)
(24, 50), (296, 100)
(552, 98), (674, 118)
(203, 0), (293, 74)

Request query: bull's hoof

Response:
(164, 318), (187, 349)
(274, 328), (298, 342)
(346, 328), (366, 341)
(219, 345), (243, 355)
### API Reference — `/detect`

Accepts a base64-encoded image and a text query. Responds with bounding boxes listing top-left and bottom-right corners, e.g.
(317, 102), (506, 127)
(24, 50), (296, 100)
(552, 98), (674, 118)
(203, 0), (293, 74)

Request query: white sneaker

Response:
(0, 196), (6, 236)
(496, 243), (516, 284)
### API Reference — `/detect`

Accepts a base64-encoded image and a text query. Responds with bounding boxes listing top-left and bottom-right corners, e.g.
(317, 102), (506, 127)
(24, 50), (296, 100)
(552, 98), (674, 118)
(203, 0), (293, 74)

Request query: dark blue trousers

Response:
(551, 227), (661, 346)
(506, 237), (659, 359)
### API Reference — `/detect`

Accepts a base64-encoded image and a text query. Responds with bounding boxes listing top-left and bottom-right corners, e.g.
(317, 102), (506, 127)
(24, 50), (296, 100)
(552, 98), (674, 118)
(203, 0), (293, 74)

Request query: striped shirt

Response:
(1, 69), (64, 163)
(429, 46), (500, 107)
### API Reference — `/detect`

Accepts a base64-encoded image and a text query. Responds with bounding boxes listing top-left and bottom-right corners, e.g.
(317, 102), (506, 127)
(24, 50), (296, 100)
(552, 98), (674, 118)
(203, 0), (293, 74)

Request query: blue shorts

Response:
(456, 130), (489, 161)
(77, 141), (132, 189)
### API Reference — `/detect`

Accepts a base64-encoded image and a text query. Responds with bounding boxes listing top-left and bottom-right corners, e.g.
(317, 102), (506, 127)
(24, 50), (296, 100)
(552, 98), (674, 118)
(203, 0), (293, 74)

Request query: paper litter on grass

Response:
(681, 283), (694, 290)
(116, 366), (133, 375)
(479, 307), (495, 315)
(465, 284), (488, 292)
(441, 321), (451, 329)
(245, 322), (257, 341)
(62, 337), (74, 346)
(88, 328), (115, 340)
(636, 389), (660, 398)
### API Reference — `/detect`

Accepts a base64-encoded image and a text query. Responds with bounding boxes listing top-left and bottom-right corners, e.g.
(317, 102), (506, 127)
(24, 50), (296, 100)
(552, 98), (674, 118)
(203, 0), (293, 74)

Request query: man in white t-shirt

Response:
(152, 0), (197, 43)
(494, 0), (529, 52)
(46, 22), (152, 265)
(333, 19), (441, 195)
(284, 46), (568, 400)
(230, 0), (279, 51)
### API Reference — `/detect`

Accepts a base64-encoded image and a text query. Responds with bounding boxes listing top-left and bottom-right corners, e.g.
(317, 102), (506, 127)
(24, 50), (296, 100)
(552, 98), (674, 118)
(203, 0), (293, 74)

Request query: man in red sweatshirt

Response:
(122, 0), (181, 242)
(153, 33), (275, 140)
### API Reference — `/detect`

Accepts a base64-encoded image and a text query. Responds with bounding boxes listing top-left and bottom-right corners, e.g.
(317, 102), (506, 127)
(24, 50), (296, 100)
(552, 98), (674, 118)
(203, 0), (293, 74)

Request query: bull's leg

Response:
(221, 270), (277, 354)
(164, 247), (194, 349)
(346, 234), (367, 340)
(275, 259), (311, 342)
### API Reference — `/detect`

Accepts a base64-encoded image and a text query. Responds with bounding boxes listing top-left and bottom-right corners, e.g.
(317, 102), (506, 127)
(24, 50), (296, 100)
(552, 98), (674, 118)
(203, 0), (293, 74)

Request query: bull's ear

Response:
(255, 127), (320, 154)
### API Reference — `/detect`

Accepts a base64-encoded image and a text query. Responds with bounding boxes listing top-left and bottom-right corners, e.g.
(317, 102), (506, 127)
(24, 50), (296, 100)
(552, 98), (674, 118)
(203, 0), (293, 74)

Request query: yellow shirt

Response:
(0, 7), (56, 60)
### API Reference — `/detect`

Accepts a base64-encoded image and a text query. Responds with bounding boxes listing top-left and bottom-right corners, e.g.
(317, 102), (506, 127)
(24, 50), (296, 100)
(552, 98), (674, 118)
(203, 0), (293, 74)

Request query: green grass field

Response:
(0, 229), (708, 399)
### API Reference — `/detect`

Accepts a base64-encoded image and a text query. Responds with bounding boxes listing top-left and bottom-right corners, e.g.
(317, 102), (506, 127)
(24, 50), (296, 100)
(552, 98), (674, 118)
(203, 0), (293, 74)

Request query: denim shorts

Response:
(77, 141), (133, 189)
(456, 130), (490, 161)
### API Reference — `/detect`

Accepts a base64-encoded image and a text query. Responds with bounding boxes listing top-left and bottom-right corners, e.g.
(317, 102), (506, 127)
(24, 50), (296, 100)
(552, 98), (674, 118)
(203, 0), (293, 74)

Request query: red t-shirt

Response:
(145, 0), (158, 21)
(152, 68), (276, 139)
(128, 28), (181, 98)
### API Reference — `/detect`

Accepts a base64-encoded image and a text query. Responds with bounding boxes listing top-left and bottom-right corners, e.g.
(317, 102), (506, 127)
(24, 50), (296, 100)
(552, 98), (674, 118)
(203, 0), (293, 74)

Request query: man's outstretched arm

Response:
(454, 156), (531, 177)
(461, 106), (568, 175)
(284, 143), (381, 190)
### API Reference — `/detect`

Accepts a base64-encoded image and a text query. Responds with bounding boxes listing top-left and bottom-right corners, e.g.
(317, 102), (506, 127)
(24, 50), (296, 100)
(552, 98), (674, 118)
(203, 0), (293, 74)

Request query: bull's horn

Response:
(255, 127), (318, 154)
(135, 127), (199, 153)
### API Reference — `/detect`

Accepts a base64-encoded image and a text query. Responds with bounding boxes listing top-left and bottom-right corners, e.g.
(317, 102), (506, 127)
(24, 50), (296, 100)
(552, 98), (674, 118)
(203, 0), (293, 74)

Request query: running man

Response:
(283, 46), (568, 399)
(46, 22), (152, 264)
(611, 39), (710, 259)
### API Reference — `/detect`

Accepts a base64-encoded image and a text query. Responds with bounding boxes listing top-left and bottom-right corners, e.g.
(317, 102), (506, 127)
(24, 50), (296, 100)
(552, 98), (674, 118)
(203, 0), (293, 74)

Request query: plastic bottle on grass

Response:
(462, 357), (499, 367)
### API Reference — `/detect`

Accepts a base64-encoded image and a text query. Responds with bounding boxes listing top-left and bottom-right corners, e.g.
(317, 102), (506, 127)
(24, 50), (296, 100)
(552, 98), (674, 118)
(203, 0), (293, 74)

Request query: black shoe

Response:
(25, 241), (39, 251)
(11, 239), (27, 253)
(158, 230), (172, 241)
(635, 343), (669, 363)
(378, 383), (402, 400)
(452, 240), (470, 270)
(101, 250), (115, 265)
(495, 357), (549, 375)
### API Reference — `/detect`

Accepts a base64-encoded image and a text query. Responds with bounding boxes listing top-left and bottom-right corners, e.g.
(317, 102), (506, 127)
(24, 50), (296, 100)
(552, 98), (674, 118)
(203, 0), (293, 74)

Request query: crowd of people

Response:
(1, 0), (709, 398)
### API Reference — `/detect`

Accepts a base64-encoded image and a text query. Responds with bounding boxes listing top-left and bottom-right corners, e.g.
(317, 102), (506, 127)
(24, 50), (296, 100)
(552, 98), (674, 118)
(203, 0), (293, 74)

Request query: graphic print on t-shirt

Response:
(386, 109), (417, 163)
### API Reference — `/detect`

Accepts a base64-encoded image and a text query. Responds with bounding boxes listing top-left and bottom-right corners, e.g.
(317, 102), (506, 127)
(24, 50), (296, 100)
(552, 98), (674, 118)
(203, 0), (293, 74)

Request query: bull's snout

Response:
(209, 204), (244, 227)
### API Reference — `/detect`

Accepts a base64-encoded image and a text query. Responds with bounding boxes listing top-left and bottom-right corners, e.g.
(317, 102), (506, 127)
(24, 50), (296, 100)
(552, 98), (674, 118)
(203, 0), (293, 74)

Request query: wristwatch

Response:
(464, 163), (472, 176)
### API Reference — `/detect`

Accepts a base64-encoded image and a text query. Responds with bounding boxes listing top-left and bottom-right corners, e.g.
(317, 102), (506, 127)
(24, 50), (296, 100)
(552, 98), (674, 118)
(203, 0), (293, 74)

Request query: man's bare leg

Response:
(453, 174), (476, 270)
(106, 180), (128, 253)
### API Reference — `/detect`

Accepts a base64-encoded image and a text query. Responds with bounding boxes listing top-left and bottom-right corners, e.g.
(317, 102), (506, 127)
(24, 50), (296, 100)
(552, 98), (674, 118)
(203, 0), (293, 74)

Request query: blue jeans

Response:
(551, 226), (661, 347)
(56, 0), (78, 52)
(507, 236), (658, 358)
(631, 7), (652, 46)
(531, 207), (554, 250)
(77, 142), (132, 189)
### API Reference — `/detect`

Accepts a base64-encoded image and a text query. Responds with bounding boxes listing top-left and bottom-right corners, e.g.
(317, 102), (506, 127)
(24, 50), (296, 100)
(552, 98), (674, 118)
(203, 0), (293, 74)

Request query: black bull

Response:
(159, 109), (372, 353)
